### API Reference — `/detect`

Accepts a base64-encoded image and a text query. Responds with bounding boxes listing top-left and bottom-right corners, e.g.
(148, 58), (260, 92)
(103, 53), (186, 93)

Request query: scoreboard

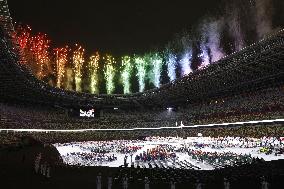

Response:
(80, 109), (95, 118)
(68, 108), (100, 118)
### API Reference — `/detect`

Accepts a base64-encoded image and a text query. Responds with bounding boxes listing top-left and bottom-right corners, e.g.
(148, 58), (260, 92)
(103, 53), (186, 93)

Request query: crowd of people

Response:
(188, 150), (254, 168)
(63, 152), (117, 166)
(34, 152), (51, 178)
(1, 122), (283, 146)
(1, 84), (283, 132)
(53, 140), (145, 167)
(134, 145), (176, 162)
(48, 135), (284, 171)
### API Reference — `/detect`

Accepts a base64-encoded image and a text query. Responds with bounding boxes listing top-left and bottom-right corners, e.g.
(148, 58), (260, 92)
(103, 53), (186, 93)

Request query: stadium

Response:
(1, 0), (284, 188)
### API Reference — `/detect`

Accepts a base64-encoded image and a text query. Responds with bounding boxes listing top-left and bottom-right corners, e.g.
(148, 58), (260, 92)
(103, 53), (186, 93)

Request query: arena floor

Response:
(54, 137), (284, 170)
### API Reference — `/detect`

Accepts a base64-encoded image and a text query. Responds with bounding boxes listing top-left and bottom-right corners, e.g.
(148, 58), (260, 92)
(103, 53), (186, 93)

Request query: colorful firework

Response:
(134, 56), (148, 92)
(202, 20), (225, 63)
(54, 47), (68, 88)
(166, 53), (177, 81)
(121, 56), (133, 94)
(148, 53), (163, 88)
(88, 52), (100, 94)
(104, 54), (116, 94)
(199, 43), (210, 69)
(73, 44), (85, 92)
(29, 33), (51, 78)
(179, 50), (192, 76)
(15, 24), (31, 50)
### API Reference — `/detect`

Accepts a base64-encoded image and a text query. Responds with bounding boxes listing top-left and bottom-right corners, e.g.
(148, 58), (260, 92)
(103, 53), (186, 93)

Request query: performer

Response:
(145, 176), (150, 189)
(170, 179), (175, 189)
(34, 153), (42, 174)
(46, 166), (51, 178)
(196, 179), (202, 189)
(224, 178), (230, 189)
(122, 174), (128, 189)
(124, 155), (128, 167)
(108, 176), (112, 189)
(261, 176), (269, 189)
(97, 173), (102, 189)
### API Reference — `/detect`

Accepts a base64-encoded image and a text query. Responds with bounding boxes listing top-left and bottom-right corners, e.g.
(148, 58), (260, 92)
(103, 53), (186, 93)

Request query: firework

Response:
(179, 50), (192, 76)
(134, 55), (148, 92)
(202, 20), (225, 63)
(121, 56), (133, 94)
(88, 52), (100, 94)
(148, 53), (163, 88)
(104, 54), (116, 94)
(73, 44), (85, 92)
(15, 24), (31, 50)
(29, 33), (51, 78)
(199, 43), (210, 69)
(166, 53), (177, 82)
(54, 47), (68, 88)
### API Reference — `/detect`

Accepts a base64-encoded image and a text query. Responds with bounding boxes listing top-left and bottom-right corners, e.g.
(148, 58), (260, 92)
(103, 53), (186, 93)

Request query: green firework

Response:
(121, 56), (133, 94)
(149, 53), (163, 88)
(104, 54), (116, 94)
(134, 55), (148, 92)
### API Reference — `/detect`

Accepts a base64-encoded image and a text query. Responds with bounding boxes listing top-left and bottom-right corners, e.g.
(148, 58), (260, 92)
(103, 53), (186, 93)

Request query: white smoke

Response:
(255, 0), (273, 39)
(65, 68), (74, 91)
(227, 9), (245, 51)
(166, 53), (177, 81)
(203, 19), (226, 63)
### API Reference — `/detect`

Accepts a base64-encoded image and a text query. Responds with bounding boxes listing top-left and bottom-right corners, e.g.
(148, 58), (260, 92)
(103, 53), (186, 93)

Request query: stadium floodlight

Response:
(167, 107), (173, 111)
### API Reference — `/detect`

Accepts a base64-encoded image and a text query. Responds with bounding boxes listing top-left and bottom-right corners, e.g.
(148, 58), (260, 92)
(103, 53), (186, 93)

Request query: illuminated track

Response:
(0, 119), (283, 133)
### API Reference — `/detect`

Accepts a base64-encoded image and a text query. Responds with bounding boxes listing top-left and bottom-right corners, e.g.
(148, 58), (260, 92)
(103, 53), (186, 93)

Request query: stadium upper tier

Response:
(0, 0), (284, 109)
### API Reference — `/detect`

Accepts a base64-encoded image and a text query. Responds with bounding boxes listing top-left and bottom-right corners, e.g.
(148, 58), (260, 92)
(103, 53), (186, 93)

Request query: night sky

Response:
(7, 0), (222, 56)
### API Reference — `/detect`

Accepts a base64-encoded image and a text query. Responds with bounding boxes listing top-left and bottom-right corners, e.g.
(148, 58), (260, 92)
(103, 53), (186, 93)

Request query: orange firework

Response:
(29, 33), (51, 79)
(54, 47), (68, 88)
(88, 52), (100, 94)
(72, 44), (85, 92)
(15, 24), (31, 50)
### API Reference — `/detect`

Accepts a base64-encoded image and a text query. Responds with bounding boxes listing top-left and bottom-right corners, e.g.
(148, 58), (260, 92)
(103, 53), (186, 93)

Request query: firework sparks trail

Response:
(54, 47), (68, 88)
(104, 54), (116, 94)
(121, 56), (133, 94)
(29, 33), (51, 78)
(166, 53), (177, 82)
(134, 56), (147, 92)
(149, 53), (163, 88)
(73, 44), (85, 92)
(179, 51), (192, 76)
(88, 52), (100, 94)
